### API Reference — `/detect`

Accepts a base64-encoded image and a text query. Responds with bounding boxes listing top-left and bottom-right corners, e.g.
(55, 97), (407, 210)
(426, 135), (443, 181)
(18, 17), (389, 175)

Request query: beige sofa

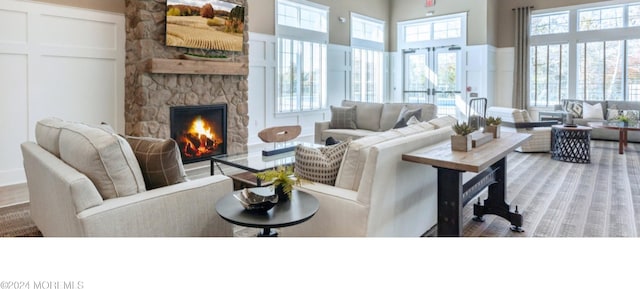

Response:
(283, 115), (458, 237)
(315, 100), (438, 144)
(559, 99), (640, 142)
(21, 118), (234, 237)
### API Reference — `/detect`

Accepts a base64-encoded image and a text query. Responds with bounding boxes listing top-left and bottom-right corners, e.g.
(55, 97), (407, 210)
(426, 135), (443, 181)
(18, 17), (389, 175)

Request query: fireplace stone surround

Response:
(124, 0), (249, 156)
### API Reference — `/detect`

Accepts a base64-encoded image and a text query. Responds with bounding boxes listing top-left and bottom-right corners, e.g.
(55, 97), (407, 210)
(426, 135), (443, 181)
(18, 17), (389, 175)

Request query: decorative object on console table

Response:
(256, 166), (304, 202)
(484, 116), (502, 138)
(451, 121), (474, 152)
(471, 131), (493, 148)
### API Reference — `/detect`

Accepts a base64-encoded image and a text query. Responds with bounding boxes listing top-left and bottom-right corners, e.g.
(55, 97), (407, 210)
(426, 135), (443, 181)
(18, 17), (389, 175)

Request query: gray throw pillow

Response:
(393, 106), (422, 129)
(330, 105), (357, 129)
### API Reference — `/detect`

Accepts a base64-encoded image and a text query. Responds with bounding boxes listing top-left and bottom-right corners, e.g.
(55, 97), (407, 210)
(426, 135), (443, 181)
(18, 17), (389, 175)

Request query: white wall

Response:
(0, 0), (125, 186)
(495, 47), (515, 108)
(247, 32), (350, 146)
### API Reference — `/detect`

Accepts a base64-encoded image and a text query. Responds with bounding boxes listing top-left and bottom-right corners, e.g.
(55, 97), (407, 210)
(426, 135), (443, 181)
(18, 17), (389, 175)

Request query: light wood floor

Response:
(0, 183), (29, 208)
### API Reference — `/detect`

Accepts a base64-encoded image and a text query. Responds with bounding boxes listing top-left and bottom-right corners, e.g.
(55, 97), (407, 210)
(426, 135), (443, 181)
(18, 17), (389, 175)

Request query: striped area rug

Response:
(462, 140), (640, 237)
(0, 202), (41, 237)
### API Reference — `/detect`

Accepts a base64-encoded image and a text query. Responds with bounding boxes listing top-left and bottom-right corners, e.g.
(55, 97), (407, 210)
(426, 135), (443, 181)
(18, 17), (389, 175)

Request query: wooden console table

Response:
(402, 132), (531, 237)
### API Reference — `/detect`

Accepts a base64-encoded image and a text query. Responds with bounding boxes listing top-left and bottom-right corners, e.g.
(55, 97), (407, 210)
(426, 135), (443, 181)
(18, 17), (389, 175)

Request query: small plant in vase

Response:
(451, 121), (474, 152)
(255, 166), (303, 202)
(485, 116), (502, 138)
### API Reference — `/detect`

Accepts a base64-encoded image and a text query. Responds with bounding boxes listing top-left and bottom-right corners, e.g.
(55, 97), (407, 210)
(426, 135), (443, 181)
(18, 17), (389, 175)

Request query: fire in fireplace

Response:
(170, 104), (227, 164)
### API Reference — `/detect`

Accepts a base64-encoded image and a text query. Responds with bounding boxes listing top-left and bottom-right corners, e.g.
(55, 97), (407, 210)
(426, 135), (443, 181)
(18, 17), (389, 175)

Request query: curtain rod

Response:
(512, 6), (534, 11)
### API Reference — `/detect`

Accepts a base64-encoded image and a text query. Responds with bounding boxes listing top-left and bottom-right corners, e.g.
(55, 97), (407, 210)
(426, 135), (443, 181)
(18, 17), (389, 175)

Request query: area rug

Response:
(0, 202), (42, 237)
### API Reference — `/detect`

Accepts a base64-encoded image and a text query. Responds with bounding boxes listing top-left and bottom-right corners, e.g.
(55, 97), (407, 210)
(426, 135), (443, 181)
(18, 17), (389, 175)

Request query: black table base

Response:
(551, 127), (591, 163)
(436, 157), (524, 236)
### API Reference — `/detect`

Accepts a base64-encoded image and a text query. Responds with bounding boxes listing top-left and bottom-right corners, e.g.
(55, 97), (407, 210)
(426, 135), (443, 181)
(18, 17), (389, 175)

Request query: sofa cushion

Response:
(125, 136), (188, 190)
(342, 100), (384, 131)
(294, 140), (350, 185)
(427, 115), (457, 129)
(583, 102), (604, 120)
(393, 106), (422, 129)
(563, 101), (583, 118)
(59, 123), (146, 200)
(330, 105), (357, 129)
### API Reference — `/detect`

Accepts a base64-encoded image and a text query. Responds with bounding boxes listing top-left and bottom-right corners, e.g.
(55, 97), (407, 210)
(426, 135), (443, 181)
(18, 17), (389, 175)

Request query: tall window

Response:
(530, 2), (640, 106)
(350, 13), (384, 103)
(276, 0), (328, 113)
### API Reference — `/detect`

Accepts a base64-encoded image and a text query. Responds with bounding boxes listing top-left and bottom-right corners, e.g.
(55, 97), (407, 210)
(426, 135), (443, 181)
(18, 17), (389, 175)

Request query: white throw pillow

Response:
(582, 102), (604, 120)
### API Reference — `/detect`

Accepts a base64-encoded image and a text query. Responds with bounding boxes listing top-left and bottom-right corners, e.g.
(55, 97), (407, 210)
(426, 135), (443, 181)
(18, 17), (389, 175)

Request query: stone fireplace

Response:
(124, 0), (249, 157)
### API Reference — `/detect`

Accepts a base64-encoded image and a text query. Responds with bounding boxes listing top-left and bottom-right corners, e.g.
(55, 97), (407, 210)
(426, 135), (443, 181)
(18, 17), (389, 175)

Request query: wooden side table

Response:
(550, 125), (592, 163)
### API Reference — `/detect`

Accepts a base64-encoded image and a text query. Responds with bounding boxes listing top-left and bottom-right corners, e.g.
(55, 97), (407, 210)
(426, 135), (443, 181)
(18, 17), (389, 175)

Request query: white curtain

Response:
(513, 7), (531, 110)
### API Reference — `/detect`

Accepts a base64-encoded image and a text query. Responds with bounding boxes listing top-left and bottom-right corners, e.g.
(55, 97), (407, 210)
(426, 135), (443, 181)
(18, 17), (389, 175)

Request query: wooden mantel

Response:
(145, 58), (248, 75)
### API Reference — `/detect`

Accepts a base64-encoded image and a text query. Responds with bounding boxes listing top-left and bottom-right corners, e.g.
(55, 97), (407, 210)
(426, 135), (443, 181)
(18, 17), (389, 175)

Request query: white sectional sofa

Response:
(283, 115), (458, 237)
(315, 100), (438, 144)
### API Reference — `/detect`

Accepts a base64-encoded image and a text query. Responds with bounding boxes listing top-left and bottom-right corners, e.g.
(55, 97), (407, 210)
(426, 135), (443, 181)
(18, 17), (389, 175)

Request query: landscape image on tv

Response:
(166, 0), (244, 52)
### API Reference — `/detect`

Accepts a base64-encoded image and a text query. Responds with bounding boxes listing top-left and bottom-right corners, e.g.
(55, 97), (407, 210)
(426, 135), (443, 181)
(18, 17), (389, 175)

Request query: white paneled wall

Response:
(0, 0), (125, 186)
(495, 47), (515, 108)
(247, 33), (350, 146)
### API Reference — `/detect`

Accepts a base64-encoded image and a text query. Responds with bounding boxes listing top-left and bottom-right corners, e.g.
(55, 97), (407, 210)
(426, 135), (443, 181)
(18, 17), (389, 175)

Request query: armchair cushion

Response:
(294, 140), (350, 185)
(125, 136), (188, 190)
(330, 105), (357, 129)
(58, 123), (146, 200)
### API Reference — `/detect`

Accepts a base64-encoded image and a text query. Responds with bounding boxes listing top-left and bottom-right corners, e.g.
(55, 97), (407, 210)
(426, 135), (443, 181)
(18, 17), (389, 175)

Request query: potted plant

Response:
(451, 121), (474, 152)
(255, 166), (303, 202)
(617, 114), (630, 125)
(485, 116), (502, 138)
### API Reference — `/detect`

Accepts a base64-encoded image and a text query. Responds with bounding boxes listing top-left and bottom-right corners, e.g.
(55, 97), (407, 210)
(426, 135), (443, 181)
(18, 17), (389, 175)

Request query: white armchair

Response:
(487, 107), (556, 153)
(21, 118), (234, 237)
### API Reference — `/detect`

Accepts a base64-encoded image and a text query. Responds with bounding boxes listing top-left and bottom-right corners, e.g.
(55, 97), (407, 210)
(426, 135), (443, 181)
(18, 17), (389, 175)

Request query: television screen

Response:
(166, 0), (245, 52)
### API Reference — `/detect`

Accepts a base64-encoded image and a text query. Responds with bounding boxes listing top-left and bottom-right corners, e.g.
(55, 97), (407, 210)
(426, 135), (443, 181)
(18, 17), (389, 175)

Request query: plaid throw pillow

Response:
(125, 136), (188, 190)
(294, 140), (350, 185)
(330, 105), (357, 129)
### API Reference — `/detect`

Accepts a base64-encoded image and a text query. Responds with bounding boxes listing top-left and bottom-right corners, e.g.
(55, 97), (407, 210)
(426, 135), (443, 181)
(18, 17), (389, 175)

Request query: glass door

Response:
(403, 46), (462, 117)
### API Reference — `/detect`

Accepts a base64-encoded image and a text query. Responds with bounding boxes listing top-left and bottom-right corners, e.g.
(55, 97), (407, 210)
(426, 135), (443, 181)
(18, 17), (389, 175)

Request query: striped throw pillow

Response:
(294, 140), (350, 185)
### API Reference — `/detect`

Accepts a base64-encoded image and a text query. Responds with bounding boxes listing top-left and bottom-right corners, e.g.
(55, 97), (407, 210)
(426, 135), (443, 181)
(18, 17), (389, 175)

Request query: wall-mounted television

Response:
(166, 0), (245, 52)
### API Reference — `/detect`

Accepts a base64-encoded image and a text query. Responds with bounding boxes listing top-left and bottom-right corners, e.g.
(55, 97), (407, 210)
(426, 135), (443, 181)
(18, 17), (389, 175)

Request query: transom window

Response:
(578, 6), (624, 31)
(531, 12), (569, 35)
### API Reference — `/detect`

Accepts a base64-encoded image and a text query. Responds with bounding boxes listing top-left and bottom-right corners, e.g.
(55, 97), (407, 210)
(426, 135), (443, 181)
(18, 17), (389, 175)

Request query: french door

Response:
(403, 46), (462, 117)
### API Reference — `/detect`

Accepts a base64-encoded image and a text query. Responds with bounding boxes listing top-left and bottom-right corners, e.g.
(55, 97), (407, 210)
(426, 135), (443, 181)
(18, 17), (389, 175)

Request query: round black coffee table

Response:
(215, 188), (319, 237)
(550, 125), (592, 163)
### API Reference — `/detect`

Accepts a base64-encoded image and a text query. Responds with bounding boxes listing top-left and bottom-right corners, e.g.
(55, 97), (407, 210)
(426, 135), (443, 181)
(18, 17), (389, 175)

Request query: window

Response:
(530, 2), (640, 107)
(276, 0), (328, 113)
(350, 13), (384, 103)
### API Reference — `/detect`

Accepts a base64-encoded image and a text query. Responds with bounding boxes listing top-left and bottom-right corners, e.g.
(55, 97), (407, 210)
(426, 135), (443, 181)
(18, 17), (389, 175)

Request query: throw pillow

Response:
(294, 140), (350, 185)
(330, 105), (357, 129)
(393, 106), (422, 129)
(582, 102), (604, 120)
(406, 115), (421, 125)
(607, 108), (640, 121)
(58, 123), (146, 200)
(563, 101), (583, 118)
(125, 136), (188, 190)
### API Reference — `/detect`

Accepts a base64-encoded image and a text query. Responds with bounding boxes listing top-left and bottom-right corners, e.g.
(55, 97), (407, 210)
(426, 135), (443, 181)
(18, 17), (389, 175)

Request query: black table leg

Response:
(257, 227), (278, 237)
(437, 167), (464, 237)
(472, 157), (524, 232)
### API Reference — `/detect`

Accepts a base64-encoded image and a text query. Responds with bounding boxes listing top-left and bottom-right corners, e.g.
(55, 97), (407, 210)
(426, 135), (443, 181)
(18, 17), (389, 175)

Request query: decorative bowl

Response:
(233, 188), (278, 213)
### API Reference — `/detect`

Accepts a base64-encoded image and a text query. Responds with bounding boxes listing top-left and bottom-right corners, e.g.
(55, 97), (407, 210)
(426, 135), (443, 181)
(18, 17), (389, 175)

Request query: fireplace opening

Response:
(170, 104), (227, 164)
